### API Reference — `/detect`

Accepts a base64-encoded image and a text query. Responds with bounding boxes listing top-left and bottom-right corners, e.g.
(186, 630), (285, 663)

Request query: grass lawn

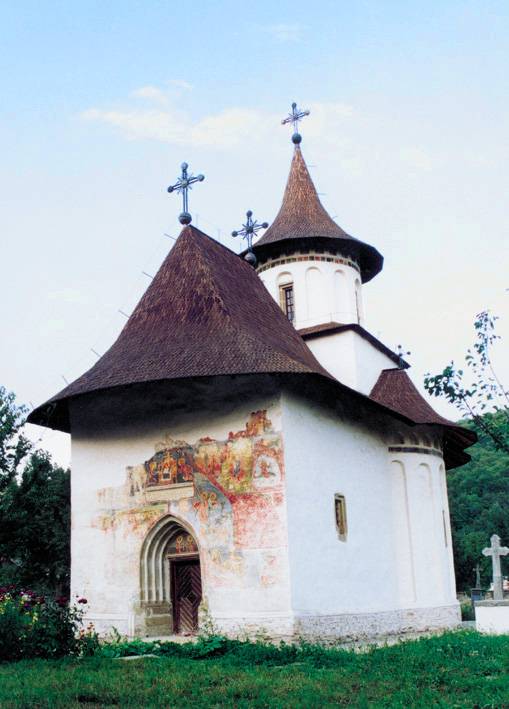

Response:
(0, 631), (508, 708)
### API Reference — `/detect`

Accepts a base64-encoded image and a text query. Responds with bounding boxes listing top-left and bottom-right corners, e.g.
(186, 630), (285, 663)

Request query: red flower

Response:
(77, 597), (88, 604)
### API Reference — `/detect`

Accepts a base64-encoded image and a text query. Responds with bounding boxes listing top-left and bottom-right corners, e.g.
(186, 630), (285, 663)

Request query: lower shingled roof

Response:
(370, 368), (477, 468)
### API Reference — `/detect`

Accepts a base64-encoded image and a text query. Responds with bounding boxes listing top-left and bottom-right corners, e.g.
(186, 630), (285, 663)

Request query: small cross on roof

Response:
(167, 162), (205, 225)
(281, 102), (310, 145)
(232, 210), (268, 267)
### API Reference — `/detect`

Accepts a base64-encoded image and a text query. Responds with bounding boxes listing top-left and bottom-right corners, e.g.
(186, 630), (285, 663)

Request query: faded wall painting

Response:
(93, 410), (288, 595)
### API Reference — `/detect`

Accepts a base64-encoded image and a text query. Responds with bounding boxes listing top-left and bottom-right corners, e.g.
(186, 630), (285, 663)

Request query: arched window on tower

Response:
(277, 272), (295, 323)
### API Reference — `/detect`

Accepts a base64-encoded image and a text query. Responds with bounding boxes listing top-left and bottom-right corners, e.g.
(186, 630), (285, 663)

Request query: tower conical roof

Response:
(28, 225), (334, 431)
(253, 146), (383, 282)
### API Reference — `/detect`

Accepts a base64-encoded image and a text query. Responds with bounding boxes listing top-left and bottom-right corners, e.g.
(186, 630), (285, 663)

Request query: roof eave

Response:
(250, 235), (383, 283)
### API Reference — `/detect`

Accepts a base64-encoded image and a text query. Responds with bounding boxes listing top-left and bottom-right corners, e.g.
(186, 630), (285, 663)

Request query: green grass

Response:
(0, 631), (508, 708)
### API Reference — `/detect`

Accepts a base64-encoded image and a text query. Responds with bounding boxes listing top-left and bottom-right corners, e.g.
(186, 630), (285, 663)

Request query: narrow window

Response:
(279, 284), (295, 323)
(354, 279), (362, 324)
(334, 494), (347, 541)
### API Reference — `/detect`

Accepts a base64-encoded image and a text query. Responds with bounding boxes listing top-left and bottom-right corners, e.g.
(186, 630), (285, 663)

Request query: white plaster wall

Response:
(306, 330), (397, 395)
(69, 394), (292, 636)
(281, 392), (458, 623)
(257, 252), (362, 329)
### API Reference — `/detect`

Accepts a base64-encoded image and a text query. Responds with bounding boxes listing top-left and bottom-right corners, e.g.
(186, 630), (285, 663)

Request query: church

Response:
(29, 104), (475, 642)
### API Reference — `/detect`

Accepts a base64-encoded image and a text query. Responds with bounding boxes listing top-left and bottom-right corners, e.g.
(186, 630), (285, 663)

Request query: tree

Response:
(0, 387), (70, 595)
(424, 310), (509, 454)
(424, 311), (509, 591)
(0, 387), (31, 491)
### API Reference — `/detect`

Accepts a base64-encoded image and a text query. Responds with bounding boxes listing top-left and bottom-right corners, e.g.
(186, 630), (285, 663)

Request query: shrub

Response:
(460, 600), (475, 621)
(0, 586), (98, 661)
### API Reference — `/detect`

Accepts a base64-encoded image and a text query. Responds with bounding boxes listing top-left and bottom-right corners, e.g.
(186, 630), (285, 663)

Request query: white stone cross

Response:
(482, 534), (509, 601)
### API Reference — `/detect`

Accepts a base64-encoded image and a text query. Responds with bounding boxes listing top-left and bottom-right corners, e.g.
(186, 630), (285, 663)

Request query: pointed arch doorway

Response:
(140, 516), (202, 635)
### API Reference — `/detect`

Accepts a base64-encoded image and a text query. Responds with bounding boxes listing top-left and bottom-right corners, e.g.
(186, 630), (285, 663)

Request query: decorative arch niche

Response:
(306, 266), (325, 320)
(333, 269), (348, 317)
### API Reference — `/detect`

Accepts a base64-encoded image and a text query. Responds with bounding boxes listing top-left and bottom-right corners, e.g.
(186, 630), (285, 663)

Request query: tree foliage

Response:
(425, 310), (509, 454)
(447, 411), (509, 591)
(0, 387), (70, 595)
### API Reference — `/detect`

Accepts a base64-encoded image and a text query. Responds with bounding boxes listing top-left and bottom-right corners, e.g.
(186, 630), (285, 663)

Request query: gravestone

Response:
(476, 534), (509, 634)
(470, 564), (485, 603)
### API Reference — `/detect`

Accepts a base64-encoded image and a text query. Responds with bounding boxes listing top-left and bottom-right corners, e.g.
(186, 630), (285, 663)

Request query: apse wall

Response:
(281, 390), (459, 640)
(257, 250), (363, 329)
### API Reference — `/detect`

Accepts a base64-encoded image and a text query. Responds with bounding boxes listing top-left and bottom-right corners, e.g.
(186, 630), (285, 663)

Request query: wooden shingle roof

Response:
(28, 225), (334, 431)
(252, 146), (383, 282)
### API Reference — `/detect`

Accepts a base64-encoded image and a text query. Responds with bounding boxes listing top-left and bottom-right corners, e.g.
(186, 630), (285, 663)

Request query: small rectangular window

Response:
(334, 494), (347, 541)
(279, 284), (295, 323)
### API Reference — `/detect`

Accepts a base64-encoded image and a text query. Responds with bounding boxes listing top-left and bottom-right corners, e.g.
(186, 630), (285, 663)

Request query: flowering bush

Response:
(0, 586), (98, 661)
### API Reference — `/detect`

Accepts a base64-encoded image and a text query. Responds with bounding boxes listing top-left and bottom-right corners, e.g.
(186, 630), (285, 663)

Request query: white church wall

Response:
(305, 330), (397, 395)
(257, 251), (361, 329)
(280, 391), (460, 640)
(69, 393), (294, 638)
(282, 391), (399, 615)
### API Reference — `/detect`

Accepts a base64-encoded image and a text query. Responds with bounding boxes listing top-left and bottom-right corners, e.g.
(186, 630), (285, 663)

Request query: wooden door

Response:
(171, 559), (202, 634)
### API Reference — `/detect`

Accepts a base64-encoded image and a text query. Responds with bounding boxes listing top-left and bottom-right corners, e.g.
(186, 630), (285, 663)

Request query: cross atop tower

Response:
(167, 162), (205, 225)
(281, 102), (310, 145)
(482, 534), (509, 600)
(232, 210), (268, 267)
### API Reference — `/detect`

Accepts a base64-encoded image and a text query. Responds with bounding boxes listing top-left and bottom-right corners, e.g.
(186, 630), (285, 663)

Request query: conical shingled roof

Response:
(28, 225), (334, 431)
(252, 146), (383, 282)
(370, 368), (476, 468)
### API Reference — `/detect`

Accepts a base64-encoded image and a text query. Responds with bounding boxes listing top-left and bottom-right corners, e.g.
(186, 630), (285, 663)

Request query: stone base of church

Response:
(133, 602), (173, 637)
(291, 603), (461, 643)
(84, 603), (460, 644)
(210, 603), (461, 644)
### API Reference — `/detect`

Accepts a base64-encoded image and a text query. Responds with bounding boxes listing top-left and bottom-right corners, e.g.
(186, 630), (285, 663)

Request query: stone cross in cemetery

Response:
(474, 563), (481, 589)
(482, 534), (509, 601)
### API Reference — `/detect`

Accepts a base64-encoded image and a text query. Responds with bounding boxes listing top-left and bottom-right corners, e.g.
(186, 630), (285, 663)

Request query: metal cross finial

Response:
(281, 102), (310, 145)
(396, 344), (411, 369)
(232, 210), (268, 267)
(167, 162), (205, 225)
(482, 534), (509, 600)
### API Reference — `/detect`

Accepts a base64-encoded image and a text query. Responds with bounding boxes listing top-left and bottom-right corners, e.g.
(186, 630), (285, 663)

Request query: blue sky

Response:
(1, 1), (508, 464)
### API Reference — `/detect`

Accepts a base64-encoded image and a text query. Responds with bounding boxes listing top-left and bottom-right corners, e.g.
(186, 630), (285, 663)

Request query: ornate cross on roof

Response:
(396, 344), (411, 369)
(167, 162), (205, 225)
(482, 534), (509, 600)
(281, 102), (310, 145)
(232, 210), (268, 267)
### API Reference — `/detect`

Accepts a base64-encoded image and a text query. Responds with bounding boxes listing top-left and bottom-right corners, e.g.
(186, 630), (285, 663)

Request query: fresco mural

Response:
(93, 410), (288, 592)
(168, 533), (198, 555)
(145, 444), (194, 486)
